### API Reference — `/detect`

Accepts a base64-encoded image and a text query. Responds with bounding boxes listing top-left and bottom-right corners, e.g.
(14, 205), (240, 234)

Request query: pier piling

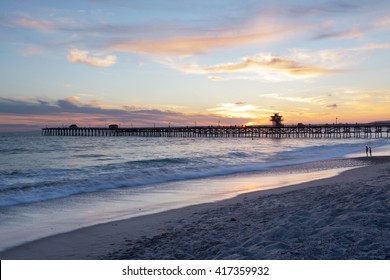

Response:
(42, 124), (390, 139)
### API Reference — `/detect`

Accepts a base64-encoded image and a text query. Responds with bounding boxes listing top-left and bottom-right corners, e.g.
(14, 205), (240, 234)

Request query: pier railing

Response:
(42, 124), (390, 138)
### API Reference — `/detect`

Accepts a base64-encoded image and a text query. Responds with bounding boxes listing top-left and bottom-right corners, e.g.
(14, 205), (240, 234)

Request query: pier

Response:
(42, 124), (390, 138)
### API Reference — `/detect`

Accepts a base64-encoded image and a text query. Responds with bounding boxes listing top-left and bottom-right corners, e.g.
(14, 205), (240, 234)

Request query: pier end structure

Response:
(270, 113), (284, 127)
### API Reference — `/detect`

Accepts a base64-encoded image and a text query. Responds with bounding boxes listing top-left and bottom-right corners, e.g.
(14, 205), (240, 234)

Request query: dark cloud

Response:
(313, 27), (364, 40)
(0, 97), (59, 115)
(290, 1), (360, 15)
(314, 31), (348, 40)
(0, 97), (181, 118)
(0, 97), (252, 130)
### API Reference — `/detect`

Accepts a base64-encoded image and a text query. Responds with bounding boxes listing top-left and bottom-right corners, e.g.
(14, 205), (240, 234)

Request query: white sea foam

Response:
(0, 134), (388, 207)
(0, 133), (389, 251)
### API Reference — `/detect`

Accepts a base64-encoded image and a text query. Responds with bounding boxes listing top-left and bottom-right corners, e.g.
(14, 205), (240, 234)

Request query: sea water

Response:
(0, 131), (388, 251)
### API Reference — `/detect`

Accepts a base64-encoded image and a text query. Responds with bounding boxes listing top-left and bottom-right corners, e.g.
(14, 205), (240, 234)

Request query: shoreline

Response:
(0, 156), (367, 252)
(1, 156), (390, 259)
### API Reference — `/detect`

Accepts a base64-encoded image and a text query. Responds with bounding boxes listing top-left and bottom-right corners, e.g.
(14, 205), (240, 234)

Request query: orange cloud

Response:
(9, 15), (55, 32)
(208, 103), (269, 119)
(64, 96), (79, 102)
(68, 48), (117, 67)
(171, 53), (341, 81)
(112, 34), (260, 56)
(373, 16), (390, 28)
(110, 18), (305, 56)
(260, 93), (318, 104)
(22, 46), (44, 56)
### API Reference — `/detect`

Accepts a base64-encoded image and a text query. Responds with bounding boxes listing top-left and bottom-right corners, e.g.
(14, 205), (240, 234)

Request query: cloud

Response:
(286, 45), (390, 72)
(260, 93), (317, 104)
(6, 12), (298, 58)
(22, 46), (44, 56)
(8, 14), (55, 32)
(67, 48), (117, 67)
(106, 1), (390, 59)
(374, 16), (390, 28)
(350, 43), (390, 52)
(314, 27), (364, 40)
(208, 76), (226, 82)
(208, 103), (267, 119)
(111, 33), (268, 56)
(289, 1), (360, 16)
(0, 96), (137, 116)
(109, 17), (307, 56)
(169, 53), (342, 81)
(0, 97), (253, 131)
(6, 10), (300, 58)
(312, 12), (390, 41)
(4, 12), (88, 34)
(0, 97), (59, 115)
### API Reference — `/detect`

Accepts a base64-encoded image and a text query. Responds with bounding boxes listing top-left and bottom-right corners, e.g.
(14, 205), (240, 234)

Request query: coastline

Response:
(1, 156), (390, 260)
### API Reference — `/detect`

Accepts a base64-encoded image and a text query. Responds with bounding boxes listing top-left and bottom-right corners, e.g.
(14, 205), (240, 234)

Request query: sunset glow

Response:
(1, 0), (390, 131)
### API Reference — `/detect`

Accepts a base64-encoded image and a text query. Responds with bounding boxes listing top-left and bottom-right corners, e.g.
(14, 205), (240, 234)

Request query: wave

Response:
(0, 137), (387, 208)
(0, 147), (30, 154)
(227, 151), (253, 158)
(74, 154), (107, 158)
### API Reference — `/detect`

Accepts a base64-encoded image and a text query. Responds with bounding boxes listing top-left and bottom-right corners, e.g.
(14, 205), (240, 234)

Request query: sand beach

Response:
(1, 156), (390, 260)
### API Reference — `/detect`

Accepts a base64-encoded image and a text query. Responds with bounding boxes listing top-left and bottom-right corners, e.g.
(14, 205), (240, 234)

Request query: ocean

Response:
(0, 131), (388, 251)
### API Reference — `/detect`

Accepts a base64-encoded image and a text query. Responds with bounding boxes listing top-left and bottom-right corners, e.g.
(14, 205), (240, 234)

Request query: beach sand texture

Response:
(103, 157), (390, 260)
(1, 157), (390, 260)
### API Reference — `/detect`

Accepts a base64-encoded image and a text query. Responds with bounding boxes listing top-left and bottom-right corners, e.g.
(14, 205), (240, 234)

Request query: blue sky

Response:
(1, 0), (390, 130)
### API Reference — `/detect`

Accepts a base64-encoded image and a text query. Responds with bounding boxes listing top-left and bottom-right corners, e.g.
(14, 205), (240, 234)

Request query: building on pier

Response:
(109, 124), (119, 129)
(270, 113), (284, 127)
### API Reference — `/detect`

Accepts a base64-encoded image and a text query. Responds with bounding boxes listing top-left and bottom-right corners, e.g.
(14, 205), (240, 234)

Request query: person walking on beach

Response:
(366, 146), (369, 157)
(369, 146), (372, 157)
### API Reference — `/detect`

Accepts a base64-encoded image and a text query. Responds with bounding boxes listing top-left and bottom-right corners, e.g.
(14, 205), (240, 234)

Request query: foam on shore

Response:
(1, 156), (390, 259)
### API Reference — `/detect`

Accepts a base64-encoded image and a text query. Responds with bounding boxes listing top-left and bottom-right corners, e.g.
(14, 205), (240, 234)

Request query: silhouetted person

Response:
(369, 146), (372, 157)
(366, 146), (369, 157)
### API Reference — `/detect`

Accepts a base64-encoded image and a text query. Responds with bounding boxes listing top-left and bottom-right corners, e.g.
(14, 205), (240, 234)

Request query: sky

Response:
(1, 0), (390, 131)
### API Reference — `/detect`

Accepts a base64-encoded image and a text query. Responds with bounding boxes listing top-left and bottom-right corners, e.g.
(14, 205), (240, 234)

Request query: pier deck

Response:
(42, 124), (390, 138)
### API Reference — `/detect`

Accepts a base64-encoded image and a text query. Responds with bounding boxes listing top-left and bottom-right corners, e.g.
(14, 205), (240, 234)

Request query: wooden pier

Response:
(42, 124), (390, 138)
